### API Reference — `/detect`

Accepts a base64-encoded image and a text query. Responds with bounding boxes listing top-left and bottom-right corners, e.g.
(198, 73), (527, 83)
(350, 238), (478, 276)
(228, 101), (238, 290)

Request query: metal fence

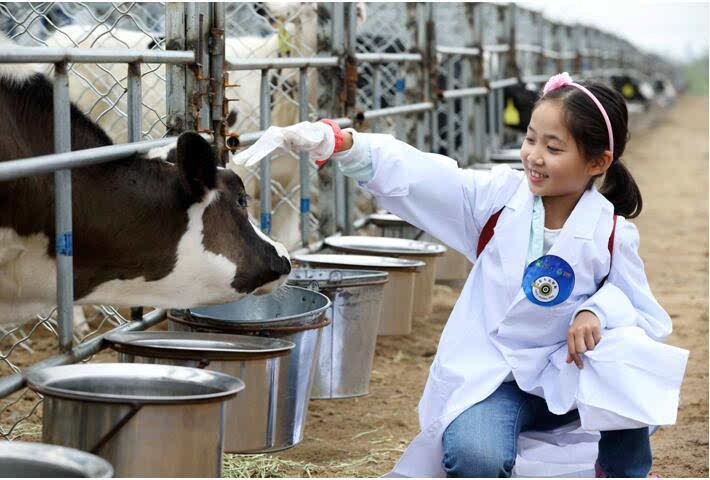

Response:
(0, 2), (678, 443)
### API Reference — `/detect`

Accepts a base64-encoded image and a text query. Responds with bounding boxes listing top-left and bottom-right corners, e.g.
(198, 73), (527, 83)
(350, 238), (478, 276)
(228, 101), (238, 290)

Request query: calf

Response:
(0, 61), (290, 325)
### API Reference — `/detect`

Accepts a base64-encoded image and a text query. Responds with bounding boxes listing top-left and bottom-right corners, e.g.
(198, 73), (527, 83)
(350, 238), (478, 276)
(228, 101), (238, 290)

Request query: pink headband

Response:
(543, 72), (614, 160)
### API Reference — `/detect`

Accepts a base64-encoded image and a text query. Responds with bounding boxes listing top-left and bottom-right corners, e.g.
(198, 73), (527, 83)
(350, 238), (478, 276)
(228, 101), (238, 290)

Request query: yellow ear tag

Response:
(503, 98), (520, 126)
(277, 24), (292, 56)
(622, 83), (635, 98)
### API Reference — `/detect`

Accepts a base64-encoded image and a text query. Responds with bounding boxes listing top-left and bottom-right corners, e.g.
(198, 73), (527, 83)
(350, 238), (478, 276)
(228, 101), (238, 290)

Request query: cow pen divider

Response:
(0, 35), (198, 410)
(0, 1), (680, 443)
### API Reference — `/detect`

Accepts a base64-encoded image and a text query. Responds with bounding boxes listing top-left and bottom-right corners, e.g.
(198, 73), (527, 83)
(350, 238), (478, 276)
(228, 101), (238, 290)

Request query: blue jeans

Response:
(441, 381), (652, 477)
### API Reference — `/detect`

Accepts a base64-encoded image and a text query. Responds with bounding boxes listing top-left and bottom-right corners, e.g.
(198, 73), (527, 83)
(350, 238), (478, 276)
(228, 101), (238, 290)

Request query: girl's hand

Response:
(566, 310), (602, 369)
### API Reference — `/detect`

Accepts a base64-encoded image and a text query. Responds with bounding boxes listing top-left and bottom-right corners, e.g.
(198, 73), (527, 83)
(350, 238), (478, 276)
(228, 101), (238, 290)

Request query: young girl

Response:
(235, 73), (688, 477)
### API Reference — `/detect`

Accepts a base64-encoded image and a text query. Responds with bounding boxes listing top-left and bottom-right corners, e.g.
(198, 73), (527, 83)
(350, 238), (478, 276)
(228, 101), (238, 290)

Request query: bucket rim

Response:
(0, 441), (114, 478)
(287, 268), (388, 289)
(293, 253), (425, 272)
(324, 235), (447, 256)
(105, 331), (295, 361)
(188, 286), (331, 328)
(174, 307), (332, 334)
(368, 212), (418, 227)
(26, 363), (245, 405)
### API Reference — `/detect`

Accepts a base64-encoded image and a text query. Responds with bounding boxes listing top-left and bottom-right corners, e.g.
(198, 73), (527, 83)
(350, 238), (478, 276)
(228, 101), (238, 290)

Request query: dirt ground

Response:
(1, 95), (707, 477)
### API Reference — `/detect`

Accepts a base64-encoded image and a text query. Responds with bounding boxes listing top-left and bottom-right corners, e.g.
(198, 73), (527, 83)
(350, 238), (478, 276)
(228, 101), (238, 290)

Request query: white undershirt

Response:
(504, 226), (563, 383)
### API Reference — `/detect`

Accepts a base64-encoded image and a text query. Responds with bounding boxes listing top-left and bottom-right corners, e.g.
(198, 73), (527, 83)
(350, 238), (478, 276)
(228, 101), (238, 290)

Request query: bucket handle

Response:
(90, 402), (142, 455)
(326, 270), (344, 292)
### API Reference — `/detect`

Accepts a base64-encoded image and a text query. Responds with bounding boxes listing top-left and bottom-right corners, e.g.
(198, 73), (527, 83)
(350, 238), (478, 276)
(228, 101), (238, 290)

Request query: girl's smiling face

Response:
(520, 100), (596, 199)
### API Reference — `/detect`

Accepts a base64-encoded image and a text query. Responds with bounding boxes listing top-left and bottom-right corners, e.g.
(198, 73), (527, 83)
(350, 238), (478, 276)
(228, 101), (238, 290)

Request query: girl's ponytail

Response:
(599, 160), (643, 218)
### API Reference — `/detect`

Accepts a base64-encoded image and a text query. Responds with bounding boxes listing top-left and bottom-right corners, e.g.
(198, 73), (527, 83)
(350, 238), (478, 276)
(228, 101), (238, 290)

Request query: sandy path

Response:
(626, 96), (708, 477)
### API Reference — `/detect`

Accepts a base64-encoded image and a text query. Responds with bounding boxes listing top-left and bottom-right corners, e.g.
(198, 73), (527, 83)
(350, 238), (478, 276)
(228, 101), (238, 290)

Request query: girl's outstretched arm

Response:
(570, 217), (672, 341)
(332, 129), (522, 261)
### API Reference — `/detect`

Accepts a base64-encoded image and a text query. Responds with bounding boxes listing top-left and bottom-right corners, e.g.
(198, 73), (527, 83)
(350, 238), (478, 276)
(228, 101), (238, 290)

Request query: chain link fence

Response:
(1, 2), (167, 142)
(0, 1), (167, 443)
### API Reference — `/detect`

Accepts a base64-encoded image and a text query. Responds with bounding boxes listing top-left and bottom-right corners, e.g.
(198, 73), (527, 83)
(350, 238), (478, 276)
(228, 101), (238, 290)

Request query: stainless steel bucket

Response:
(420, 232), (472, 284)
(324, 236), (446, 316)
(293, 254), (424, 336)
(287, 268), (388, 399)
(369, 212), (423, 239)
(27, 363), (244, 478)
(0, 441), (113, 477)
(169, 286), (331, 453)
(105, 331), (295, 454)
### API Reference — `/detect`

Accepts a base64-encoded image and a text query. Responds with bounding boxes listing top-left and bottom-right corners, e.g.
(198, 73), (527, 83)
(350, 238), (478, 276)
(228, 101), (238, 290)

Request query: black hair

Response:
(535, 81), (642, 218)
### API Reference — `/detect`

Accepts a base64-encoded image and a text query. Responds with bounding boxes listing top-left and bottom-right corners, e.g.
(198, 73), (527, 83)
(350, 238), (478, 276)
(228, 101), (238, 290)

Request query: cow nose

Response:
(272, 254), (291, 275)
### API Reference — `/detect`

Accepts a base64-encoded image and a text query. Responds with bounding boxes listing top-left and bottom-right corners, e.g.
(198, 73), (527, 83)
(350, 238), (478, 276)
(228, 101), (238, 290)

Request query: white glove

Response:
(232, 121), (335, 168)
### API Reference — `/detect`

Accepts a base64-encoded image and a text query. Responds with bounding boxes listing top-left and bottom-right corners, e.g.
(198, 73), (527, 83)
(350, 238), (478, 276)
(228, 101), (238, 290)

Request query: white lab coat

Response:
(347, 133), (689, 477)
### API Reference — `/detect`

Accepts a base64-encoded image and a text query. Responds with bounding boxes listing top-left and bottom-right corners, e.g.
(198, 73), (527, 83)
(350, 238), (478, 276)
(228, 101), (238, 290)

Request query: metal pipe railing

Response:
(298, 67), (310, 247)
(437, 46), (481, 56)
(354, 52), (423, 63)
(259, 69), (272, 235)
(226, 56), (339, 71)
(0, 47), (195, 64)
(52, 61), (73, 353)
(442, 86), (489, 100)
(0, 309), (167, 398)
(356, 102), (434, 121)
(0, 138), (177, 182)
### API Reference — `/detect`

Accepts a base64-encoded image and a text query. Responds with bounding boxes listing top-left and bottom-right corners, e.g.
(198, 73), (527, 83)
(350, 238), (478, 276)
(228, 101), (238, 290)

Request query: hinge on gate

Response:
(342, 54), (358, 111)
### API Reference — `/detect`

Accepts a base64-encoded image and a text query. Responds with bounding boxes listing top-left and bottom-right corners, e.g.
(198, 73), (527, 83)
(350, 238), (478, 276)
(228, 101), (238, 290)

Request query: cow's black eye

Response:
(238, 193), (250, 208)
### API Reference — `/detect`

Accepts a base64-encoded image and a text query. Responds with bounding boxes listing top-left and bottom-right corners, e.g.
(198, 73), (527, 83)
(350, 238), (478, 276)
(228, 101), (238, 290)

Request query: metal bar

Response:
(166, 2), (187, 136)
(127, 62), (142, 143)
(210, 2), (226, 164)
(0, 138), (178, 182)
(437, 46), (481, 56)
(298, 68), (310, 247)
(357, 102), (434, 120)
(425, 3), (436, 153)
(0, 309), (166, 398)
(442, 86), (489, 99)
(516, 44), (543, 54)
(354, 52), (423, 64)
(462, 93), (472, 166)
(0, 48), (194, 64)
(483, 44), (510, 53)
(226, 57), (339, 71)
(343, 2), (358, 236)
(53, 62), (73, 353)
(521, 73), (551, 84)
(259, 69), (271, 235)
(488, 77), (519, 89)
(446, 58), (455, 159)
(372, 63), (382, 132)
(474, 97), (485, 161)
(197, 4), (211, 132)
(185, 3), (199, 132)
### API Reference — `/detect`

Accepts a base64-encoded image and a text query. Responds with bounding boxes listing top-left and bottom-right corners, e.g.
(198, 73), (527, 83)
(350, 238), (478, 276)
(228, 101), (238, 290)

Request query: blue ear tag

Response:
(522, 255), (575, 307)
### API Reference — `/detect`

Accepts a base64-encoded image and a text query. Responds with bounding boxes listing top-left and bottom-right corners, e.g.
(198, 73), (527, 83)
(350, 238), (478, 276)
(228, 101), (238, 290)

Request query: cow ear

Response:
(176, 132), (217, 200)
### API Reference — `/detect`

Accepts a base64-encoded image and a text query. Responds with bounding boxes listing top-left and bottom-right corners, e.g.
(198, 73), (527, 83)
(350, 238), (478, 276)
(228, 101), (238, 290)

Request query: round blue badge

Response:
(521, 255), (575, 307)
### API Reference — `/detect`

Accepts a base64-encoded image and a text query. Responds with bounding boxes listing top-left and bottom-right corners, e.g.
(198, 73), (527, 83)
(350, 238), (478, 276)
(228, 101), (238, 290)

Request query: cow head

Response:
(173, 132), (292, 299)
(72, 132), (291, 309)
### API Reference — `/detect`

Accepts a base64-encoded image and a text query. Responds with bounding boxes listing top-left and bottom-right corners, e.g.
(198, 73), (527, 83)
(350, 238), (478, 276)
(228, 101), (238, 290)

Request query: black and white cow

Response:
(610, 74), (655, 108)
(0, 60), (291, 325)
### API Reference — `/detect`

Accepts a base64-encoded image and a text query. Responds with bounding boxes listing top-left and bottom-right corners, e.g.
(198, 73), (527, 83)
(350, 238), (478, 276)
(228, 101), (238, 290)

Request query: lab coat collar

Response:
(495, 182), (608, 306)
